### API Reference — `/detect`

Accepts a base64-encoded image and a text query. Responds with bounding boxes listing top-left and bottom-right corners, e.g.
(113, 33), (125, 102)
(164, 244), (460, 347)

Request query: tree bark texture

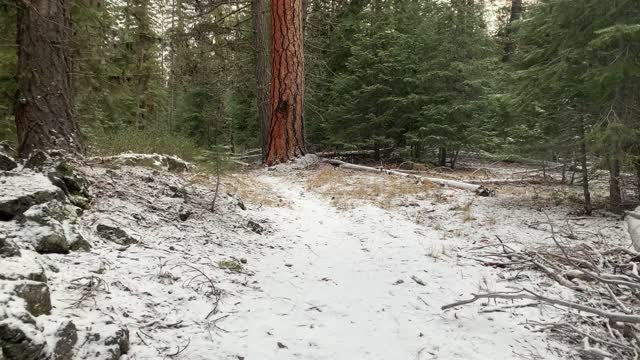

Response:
(15, 0), (83, 158)
(252, 0), (270, 159)
(266, 0), (305, 165)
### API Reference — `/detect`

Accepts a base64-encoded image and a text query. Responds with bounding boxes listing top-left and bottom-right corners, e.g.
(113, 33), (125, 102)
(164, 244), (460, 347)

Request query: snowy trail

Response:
(218, 173), (558, 360)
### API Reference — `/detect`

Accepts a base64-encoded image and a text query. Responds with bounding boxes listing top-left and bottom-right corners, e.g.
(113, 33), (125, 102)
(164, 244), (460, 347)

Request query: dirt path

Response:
(217, 173), (560, 360)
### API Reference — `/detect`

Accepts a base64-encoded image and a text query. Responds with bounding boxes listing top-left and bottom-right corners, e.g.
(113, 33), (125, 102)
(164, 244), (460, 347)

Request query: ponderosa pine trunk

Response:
(15, 0), (83, 158)
(253, 0), (270, 159)
(609, 154), (622, 214)
(265, 0), (305, 165)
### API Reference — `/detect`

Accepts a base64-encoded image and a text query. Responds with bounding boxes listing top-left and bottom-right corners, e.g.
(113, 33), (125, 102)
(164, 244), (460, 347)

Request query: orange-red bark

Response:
(265, 0), (305, 165)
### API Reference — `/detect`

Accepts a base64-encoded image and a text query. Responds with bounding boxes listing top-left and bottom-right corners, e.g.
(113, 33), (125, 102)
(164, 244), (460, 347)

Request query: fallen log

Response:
(323, 158), (493, 196)
(467, 178), (545, 185)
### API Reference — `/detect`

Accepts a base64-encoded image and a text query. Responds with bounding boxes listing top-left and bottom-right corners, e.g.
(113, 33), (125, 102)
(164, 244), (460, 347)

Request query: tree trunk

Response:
(579, 118), (592, 215)
(252, 0), (270, 159)
(635, 158), (640, 202)
(265, 0), (305, 165)
(502, 0), (522, 62)
(609, 154), (622, 214)
(15, 0), (83, 158)
(438, 147), (447, 167)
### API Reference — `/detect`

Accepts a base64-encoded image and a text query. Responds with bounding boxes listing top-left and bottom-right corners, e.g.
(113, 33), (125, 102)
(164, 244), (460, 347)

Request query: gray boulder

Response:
(0, 237), (20, 258)
(23, 200), (81, 225)
(0, 149), (16, 171)
(0, 254), (47, 282)
(26, 222), (70, 255)
(52, 321), (78, 360)
(0, 320), (45, 360)
(79, 324), (129, 360)
(0, 173), (63, 221)
(14, 281), (52, 317)
(96, 222), (138, 245)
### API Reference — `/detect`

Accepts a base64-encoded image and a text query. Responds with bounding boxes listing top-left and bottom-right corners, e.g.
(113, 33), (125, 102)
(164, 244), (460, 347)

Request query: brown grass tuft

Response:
(306, 167), (436, 209)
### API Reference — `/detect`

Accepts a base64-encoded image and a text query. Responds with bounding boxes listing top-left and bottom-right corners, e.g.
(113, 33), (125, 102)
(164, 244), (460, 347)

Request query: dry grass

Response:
(306, 167), (436, 209)
(189, 171), (286, 208)
(223, 174), (287, 208)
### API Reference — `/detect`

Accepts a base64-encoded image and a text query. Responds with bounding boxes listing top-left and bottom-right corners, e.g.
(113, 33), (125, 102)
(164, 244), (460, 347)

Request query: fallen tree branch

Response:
(442, 289), (640, 323)
(323, 158), (493, 196)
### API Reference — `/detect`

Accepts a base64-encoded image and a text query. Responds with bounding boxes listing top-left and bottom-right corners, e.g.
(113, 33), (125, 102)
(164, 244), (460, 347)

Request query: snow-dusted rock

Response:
(78, 324), (129, 360)
(0, 147), (17, 171)
(0, 173), (63, 220)
(98, 153), (191, 173)
(23, 200), (81, 225)
(0, 314), (46, 360)
(0, 251), (47, 282)
(47, 162), (91, 209)
(12, 281), (51, 317)
(96, 221), (138, 245)
(25, 221), (70, 255)
(51, 320), (78, 360)
(23, 150), (51, 171)
(0, 237), (20, 258)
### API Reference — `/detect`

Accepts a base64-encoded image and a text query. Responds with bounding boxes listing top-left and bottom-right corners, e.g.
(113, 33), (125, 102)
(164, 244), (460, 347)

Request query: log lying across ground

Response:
(323, 158), (493, 196)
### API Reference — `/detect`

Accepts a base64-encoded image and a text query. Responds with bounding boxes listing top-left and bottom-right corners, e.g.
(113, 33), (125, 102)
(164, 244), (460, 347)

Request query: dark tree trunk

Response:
(579, 118), (592, 215)
(635, 158), (640, 202)
(265, 0), (305, 165)
(450, 149), (460, 169)
(609, 155), (622, 214)
(502, 0), (522, 63)
(438, 147), (447, 167)
(252, 0), (270, 159)
(15, 0), (83, 158)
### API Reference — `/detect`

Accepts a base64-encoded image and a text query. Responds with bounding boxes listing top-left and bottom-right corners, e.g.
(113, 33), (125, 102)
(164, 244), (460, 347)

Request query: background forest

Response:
(0, 0), (639, 213)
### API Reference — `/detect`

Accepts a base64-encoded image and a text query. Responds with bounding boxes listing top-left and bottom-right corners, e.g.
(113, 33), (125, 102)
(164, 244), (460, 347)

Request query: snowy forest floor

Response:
(4, 154), (634, 360)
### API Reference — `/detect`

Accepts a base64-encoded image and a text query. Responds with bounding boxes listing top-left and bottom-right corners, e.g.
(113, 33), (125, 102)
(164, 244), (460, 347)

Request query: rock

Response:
(13, 281), (51, 317)
(164, 156), (189, 172)
(104, 327), (129, 358)
(67, 230), (91, 252)
(0, 254), (47, 282)
(247, 220), (266, 234)
(96, 222), (138, 245)
(0, 148), (16, 171)
(237, 197), (246, 211)
(80, 324), (129, 360)
(101, 153), (191, 173)
(0, 319), (46, 360)
(0, 173), (63, 221)
(48, 163), (91, 209)
(178, 206), (192, 221)
(0, 237), (20, 258)
(23, 200), (80, 225)
(52, 321), (77, 360)
(0, 142), (16, 158)
(23, 150), (51, 171)
(29, 222), (69, 255)
(168, 185), (187, 198)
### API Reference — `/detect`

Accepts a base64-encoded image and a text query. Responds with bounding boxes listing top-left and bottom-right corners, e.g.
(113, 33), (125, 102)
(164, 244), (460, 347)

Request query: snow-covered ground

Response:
(215, 173), (564, 360)
(4, 155), (632, 359)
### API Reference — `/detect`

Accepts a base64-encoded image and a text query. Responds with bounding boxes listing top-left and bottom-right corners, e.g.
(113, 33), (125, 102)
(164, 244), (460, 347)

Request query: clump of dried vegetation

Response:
(443, 218), (640, 359)
(306, 167), (436, 209)
(221, 174), (287, 208)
